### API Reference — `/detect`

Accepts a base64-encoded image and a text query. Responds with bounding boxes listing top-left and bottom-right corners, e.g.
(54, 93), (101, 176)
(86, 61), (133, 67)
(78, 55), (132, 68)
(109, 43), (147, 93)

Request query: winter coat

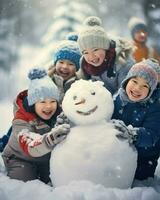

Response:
(48, 67), (79, 103)
(77, 38), (135, 95)
(112, 88), (160, 157)
(0, 126), (12, 152)
(2, 90), (61, 163)
(132, 40), (160, 64)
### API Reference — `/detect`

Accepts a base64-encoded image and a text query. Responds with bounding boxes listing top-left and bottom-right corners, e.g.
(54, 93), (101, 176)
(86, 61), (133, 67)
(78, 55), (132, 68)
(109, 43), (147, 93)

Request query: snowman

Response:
(50, 79), (137, 189)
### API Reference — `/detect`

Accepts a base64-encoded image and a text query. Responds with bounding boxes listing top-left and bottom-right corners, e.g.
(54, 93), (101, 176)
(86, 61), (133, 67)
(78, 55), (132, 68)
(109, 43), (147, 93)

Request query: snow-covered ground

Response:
(0, 45), (160, 200)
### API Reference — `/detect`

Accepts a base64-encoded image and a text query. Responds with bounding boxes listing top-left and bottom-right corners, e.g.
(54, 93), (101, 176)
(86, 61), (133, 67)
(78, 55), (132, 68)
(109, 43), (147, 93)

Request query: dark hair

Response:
(23, 96), (35, 113)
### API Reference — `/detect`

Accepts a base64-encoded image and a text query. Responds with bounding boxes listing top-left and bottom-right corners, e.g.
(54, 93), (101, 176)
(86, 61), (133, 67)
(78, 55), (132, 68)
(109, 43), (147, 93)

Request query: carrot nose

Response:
(75, 98), (86, 105)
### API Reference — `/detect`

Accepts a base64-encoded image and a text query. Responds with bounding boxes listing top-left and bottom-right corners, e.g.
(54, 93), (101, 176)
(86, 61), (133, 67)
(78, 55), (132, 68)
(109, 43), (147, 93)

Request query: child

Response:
(77, 16), (134, 95)
(2, 68), (70, 184)
(128, 17), (160, 63)
(48, 33), (81, 103)
(0, 33), (81, 152)
(111, 59), (160, 181)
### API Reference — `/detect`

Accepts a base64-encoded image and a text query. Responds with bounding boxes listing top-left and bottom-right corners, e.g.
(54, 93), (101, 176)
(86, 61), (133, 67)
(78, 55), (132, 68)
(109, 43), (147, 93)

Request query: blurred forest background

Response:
(0, 0), (160, 100)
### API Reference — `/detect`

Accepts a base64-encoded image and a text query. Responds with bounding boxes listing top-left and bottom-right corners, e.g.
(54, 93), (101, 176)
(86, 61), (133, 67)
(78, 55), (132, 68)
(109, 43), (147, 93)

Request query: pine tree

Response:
(0, 19), (17, 71)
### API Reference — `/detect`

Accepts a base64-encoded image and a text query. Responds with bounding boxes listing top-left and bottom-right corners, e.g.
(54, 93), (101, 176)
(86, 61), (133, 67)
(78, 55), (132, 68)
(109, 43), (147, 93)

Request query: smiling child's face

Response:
(126, 76), (150, 102)
(56, 59), (77, 81)
(82, 48), (106, 67)
(35, 98), (57, 120)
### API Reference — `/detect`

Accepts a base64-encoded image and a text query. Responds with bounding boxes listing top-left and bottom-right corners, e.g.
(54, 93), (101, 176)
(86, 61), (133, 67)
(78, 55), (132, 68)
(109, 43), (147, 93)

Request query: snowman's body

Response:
(50, 80), (137, 189)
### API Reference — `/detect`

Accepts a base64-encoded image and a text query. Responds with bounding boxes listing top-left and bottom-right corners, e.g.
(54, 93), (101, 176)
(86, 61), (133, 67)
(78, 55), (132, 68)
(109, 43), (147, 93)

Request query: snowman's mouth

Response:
(76, 106), (98, 116)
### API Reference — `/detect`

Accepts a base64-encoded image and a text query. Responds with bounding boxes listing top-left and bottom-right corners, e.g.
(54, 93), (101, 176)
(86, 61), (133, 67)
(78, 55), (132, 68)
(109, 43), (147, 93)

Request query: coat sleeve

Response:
(12, 119), (53, 157)
(134, 101), (160, 157)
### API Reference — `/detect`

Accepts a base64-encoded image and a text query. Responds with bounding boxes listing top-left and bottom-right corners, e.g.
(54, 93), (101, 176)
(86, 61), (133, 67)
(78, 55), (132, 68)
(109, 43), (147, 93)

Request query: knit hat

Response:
(27, 68), (60, 106)
(122, 59), (158, 99)
(128, 17), (148, 38)
(53, 32), (81, 70)
(144, 58), (160, 75)
(77, 16), (110, 53)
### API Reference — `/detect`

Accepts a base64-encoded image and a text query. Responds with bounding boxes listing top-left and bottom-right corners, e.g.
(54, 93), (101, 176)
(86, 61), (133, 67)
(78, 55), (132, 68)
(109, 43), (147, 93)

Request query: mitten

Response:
(45, 124), (70, 147)
(111, 119), (138, 144)
(55, 112), (70, 126)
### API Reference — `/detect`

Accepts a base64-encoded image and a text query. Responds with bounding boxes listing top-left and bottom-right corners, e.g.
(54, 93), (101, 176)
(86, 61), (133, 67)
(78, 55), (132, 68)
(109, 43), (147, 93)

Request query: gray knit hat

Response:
(77, 16), (110, 53)
(27, 68), (60, 106)
(122, 59), (158, 99)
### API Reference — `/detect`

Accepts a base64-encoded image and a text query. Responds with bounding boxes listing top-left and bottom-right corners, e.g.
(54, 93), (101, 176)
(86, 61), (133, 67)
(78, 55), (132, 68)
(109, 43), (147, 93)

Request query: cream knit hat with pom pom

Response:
(78, 16), (110, 53)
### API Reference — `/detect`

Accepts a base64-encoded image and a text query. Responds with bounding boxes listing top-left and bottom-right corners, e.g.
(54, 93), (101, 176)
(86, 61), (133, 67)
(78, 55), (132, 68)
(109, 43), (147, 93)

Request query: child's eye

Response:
(93, 48), (99, 52)
(82, 51), (88, 55)
(69, 63), (74, 66)
(143, 85), (149, 89)
(132, 79), (137, 84)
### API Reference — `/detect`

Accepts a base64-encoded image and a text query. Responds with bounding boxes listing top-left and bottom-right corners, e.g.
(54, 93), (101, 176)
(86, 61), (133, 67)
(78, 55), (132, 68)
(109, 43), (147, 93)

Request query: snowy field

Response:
(0, 45), (160, 200)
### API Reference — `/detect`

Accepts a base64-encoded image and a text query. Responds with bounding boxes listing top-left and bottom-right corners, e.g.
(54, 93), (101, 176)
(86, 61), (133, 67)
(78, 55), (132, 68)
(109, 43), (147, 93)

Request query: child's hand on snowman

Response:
(55, 112), (70, 125)
(45, 124), (70, 147)
(55, 112), (74, 127)
(111, 119), (138, 144)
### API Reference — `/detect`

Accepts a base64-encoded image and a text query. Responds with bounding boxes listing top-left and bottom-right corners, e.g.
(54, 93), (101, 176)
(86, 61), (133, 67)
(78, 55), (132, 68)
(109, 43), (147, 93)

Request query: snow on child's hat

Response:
(144, 58), (160, 75)
(122, 59), (158, 99)
(27, 68), (60, 106)
(128, 17), (147, 38)
(77, 16), (110, 53)
(53, 32), (81, 70)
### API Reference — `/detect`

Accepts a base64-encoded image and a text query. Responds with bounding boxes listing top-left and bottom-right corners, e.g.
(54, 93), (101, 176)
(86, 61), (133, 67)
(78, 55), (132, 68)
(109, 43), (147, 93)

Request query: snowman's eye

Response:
(73, 95), (77, 100)
(91, 91), (95, 95)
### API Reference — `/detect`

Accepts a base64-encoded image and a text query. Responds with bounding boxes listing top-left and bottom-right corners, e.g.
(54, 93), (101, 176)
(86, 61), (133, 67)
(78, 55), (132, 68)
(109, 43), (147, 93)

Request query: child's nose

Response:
(88, 53), (96, 60)
(140, 31), (145, 37)
(46, 103), (52, 108)
(135, 84), (142, 91)
(62, 63), (68, 68)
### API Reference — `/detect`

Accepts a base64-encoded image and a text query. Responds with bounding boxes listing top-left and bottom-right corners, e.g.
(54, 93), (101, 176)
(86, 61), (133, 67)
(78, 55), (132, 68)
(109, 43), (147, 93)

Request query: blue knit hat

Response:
(53, 33), (81, 70)
(122, 59), (158, 99)
(128, 17), (147, 39)
(27, 68), (60, 106)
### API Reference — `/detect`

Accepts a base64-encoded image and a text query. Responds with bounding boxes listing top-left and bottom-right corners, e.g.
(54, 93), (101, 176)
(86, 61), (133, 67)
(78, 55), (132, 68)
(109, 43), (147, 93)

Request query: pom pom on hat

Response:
(128, 17), (147, 38)
(77, 16), (110, 53)
(53, 32), (81, 70)
(28, 68), (47, 80)
(83, 16), (102, 26)
(65, 32), (78, 42)
(27, 68), (60, 106)
(122, 59), (158, 100)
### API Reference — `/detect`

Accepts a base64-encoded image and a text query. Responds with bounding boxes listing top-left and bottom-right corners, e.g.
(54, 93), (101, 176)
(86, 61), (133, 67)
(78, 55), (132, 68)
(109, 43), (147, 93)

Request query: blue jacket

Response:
(112, 87), (160, 157)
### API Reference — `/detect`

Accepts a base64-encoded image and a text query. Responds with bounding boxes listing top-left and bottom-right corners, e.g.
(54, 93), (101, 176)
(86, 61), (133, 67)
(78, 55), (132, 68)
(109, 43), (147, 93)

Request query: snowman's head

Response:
(62, 79), (114, 125)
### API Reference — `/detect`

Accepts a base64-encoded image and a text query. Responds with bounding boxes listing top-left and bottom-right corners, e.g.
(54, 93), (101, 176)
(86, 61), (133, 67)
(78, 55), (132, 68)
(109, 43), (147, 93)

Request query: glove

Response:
(18, 129), (43, 148)
(45, 124), (70, 147)
(111, 119), (138, 144)
(55, 112), (70, 126)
